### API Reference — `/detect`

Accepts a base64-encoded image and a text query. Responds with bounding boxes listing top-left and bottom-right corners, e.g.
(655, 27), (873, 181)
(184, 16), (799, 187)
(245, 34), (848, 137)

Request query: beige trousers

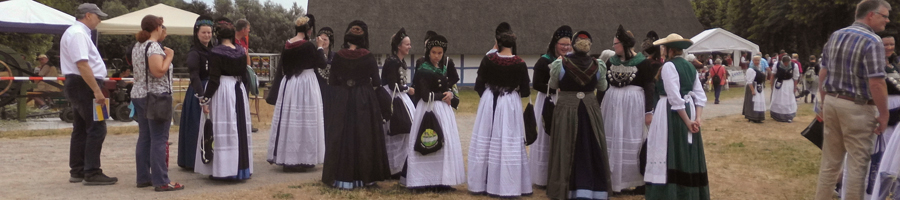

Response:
(815, 95), (877, 200)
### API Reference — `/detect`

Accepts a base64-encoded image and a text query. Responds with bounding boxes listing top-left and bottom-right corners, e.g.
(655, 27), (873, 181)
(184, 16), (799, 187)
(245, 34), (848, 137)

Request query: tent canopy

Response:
(686, 28), (760, 54)
(0, 0), (76, 35)
(96, 4), (198, 35)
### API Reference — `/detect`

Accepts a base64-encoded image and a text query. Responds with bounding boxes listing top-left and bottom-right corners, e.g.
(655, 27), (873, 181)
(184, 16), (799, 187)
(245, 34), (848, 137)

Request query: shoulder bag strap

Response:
(144, 42), (173, 94)
(144, 43), (152, 92)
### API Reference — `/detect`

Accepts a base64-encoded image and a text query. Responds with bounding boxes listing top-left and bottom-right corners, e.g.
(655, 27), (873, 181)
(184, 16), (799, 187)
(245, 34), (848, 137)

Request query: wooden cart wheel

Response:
(0, 60), (12, 97)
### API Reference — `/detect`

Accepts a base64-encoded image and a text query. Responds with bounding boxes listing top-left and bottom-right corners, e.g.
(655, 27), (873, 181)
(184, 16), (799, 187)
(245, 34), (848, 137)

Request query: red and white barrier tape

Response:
(0, 77), (191, 81)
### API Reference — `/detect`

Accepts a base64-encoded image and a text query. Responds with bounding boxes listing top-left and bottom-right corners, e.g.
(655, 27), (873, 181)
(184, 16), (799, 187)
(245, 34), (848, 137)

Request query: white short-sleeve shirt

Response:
(60, 21), (106, 79)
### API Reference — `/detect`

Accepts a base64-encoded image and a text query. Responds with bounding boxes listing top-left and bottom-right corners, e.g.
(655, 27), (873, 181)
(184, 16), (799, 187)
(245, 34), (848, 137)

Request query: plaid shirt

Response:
(821, 22), (886, 100)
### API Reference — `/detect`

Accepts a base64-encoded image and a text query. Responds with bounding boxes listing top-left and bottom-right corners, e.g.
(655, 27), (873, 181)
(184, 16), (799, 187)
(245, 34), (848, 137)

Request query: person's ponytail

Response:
(136, 30), (151, 43)
(136, 15), (163, 43)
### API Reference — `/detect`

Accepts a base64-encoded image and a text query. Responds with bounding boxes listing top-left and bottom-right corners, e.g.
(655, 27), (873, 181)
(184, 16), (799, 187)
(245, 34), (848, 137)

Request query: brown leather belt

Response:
(827, 93), (875, 105)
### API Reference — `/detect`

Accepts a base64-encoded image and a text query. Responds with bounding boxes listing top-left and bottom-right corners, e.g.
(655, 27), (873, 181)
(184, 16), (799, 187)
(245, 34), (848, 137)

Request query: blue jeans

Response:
(714, 84), (723, 102)
(133, 98), (171, 186)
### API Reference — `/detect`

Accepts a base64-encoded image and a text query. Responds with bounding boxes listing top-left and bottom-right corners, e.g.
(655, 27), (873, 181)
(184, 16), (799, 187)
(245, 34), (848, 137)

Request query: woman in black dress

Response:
(266, 14), (327, 172)
(177, 15), (214, 170)
(195, 18), (253, 180)
(381, 28), (416, 178)
(529, 25), (572, 187)
(467, 22), (533, 197)
(321, 20), (391, 189)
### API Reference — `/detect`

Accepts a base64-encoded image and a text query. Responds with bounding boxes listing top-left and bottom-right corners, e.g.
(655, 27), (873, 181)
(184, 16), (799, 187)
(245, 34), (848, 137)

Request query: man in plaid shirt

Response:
(815, 0), (891, 199)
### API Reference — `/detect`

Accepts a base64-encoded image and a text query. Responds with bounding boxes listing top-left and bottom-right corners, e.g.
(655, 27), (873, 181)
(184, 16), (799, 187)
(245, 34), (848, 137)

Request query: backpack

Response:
(754, 68), (766, 84)
(804, 63), (819, 82)
(711, 66), (723, 85)
(776, 63), (794, 81)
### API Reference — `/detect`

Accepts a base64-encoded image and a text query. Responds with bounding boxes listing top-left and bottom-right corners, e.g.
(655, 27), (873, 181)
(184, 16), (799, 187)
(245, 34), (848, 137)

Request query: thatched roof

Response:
(309, 0), (704, 55)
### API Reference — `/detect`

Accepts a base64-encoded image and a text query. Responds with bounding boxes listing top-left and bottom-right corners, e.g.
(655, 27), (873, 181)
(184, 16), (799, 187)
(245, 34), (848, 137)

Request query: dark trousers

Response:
(132, 98), (172, 186)
(64, 74), (107, 177)
(714, 84), (723, 102)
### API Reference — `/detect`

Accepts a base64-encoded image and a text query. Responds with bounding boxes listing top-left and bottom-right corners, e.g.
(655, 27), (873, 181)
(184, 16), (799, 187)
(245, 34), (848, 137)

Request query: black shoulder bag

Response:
(541, 85), (555, 134)
(389, 83), (413, 136)
(523, 96), (537, 145)
(143, 42), (173, 121)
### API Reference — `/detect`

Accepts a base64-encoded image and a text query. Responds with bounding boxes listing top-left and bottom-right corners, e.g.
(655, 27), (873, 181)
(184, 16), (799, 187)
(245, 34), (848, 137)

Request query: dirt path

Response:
(0, 94), (752, 199)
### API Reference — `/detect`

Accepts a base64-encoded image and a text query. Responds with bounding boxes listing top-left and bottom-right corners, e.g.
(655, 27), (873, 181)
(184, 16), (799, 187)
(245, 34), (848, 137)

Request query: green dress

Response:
(546, 54), (611, 200)
(645, 57), (710, 200)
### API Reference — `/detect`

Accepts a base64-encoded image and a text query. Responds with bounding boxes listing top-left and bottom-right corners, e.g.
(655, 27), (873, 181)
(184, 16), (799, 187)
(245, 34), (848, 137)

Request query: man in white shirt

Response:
(61, 3), (117, 185)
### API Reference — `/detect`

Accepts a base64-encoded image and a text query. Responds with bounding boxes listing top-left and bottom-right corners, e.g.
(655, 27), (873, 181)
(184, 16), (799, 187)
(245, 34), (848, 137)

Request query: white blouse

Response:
(660, 61), (707, 110)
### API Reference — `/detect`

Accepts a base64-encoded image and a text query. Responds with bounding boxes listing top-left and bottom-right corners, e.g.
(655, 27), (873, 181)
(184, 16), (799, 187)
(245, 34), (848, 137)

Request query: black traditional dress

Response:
(267, 39), (327, 169)
(315, 49), (335, 142)
(404, 58), (465, 188)
(194, 45), (253, 180)
(742, 67), (765, 122)
(546, 53), (611, 200)
(178, 44), (210, 169)
(529, 54), (555, 187)
(321, 48), (391, 189)
(600, 52), (661, 192)
(770, 62), (799, 122)
(468, 52), (533, 197)
(381, 55), (416, 176)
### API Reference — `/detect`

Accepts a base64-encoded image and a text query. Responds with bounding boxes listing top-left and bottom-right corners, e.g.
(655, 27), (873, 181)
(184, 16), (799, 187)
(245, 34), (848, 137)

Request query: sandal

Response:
(154, 183), (184, 192)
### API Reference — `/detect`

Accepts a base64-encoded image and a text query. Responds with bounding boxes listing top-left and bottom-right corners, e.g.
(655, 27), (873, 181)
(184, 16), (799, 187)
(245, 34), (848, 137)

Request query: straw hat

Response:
(652, 33), (693, 49)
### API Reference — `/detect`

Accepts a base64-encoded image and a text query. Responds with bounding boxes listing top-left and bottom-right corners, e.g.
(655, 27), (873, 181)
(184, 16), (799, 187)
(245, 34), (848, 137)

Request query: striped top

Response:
(821, 22), (886, 100)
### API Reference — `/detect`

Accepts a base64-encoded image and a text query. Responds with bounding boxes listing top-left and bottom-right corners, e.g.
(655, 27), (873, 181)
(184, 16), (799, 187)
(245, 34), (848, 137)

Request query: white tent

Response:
(0, 0), (76, 35)
(687, 28), (760, 85)
(96, 4), (198, 35)
(686, 28), (760, 67)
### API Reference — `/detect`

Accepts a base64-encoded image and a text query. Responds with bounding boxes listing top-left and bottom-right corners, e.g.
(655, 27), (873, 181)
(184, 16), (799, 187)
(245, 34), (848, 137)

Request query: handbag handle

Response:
(390, 83), (400, 113)
(428, 92), (435, 112)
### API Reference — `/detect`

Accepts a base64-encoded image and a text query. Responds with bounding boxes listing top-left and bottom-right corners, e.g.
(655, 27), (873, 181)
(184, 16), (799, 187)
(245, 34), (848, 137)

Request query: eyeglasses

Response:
(874, 11), (890, 19)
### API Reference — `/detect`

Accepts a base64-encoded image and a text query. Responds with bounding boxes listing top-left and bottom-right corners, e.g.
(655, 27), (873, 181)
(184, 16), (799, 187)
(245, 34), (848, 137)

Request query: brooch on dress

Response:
(607, 64), (638, 87)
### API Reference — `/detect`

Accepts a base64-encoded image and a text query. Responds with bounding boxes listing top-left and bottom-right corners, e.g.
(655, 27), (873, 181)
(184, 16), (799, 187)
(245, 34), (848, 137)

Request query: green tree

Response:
(213, 0), (234, 18)
(182, 0), (213, 17)
(692, 0), (718, 29)
(101, 0), (129, 19)
(231, 0), (294, 53)
(290, 2), (305, 18)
